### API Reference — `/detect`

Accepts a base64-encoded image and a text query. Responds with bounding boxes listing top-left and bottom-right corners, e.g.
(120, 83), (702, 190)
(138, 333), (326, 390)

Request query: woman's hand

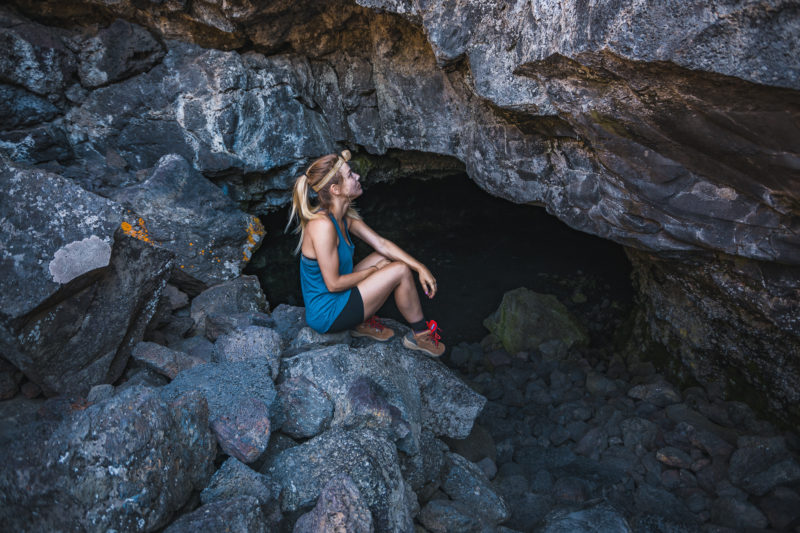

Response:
(418, 266), (437, 299)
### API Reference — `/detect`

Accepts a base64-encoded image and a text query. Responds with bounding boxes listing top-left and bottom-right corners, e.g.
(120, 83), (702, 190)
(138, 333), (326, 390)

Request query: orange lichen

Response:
(242, 217), (265, 261)
(121, 217), (153, 244)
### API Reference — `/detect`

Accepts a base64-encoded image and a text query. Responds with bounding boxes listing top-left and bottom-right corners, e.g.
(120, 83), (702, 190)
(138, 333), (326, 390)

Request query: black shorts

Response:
(327, 288), (364, 333)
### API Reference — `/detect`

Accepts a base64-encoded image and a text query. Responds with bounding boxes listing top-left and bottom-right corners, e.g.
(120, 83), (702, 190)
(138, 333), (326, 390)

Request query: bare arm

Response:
(308, 218), (377, 292)
(348, 216), (438, 297)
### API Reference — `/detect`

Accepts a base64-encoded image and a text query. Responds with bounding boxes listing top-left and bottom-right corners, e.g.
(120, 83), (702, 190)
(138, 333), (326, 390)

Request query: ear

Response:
(329, 182), (341, 196)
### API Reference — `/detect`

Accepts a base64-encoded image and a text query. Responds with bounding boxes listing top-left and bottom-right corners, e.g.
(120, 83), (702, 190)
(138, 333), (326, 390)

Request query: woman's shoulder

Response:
(306, 213), (335, 234)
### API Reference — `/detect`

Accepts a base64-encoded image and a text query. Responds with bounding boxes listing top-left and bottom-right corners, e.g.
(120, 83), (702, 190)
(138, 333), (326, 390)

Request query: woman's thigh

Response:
(354, 251), (389, 272)
(356, 262), (407, 318)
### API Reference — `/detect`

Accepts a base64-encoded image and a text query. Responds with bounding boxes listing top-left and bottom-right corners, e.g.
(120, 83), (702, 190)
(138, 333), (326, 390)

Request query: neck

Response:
(328, 196), (350, 221)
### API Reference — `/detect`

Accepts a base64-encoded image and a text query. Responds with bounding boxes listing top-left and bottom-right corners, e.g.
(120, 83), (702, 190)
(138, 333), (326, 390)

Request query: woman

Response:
(287, 149), (444, 357)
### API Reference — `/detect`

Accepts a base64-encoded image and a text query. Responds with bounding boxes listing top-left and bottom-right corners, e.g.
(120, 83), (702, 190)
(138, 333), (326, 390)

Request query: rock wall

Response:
(0, 1), (798, 419)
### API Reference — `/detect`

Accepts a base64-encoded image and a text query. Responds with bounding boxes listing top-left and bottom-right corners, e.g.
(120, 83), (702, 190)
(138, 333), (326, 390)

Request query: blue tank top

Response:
(299, 213), (355, 333)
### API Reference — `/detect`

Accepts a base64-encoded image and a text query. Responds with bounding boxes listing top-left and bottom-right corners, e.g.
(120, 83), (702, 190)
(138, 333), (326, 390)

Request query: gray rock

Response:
(634, 485), (700, 526)
(164, 495), (270, 533)
(190, 275), (268, 334)
(0, 161), (173, 396)
(118, 366), (169, 391)
(169, 335), (216, 362)
(275, 375), (333, 439)
(586, 372), (619, 397)
(201, 457), (279, 505)
(540, 503), (632, 533)
(0, 386), (216, 532)
(263, 427), (415, 532)
(418, 499), (484, 533)
(214, 325), (283, 378)
(476, 457), (497, 480)
(205, 311), (275, 342)
(628, 382), (682, 407)
(399, 430), (446, 493)
(551, 476), (591, 504)
(162, 284), (190, 311)
(293, 474), (374, 533)
(132, 341), (207, 379)
(270, 304), (308, 344)
(728, 436), (800, 496)
(757, 486), (800, 531)
(441, 452), (509, 524)
(0, 83), (59, 129)
(483, 288), (588, 354)
(78, 19), (165, 89)
(0, 370), (18, 400)
(656, 447), (694, 469)
(161, 359), (277, 463)
(110, 154), (265, 285)
(711, 496), (769, 530)
(86, 383), (113, 402)
(288, 325), (352, 354)
(620, 417), (659, 450)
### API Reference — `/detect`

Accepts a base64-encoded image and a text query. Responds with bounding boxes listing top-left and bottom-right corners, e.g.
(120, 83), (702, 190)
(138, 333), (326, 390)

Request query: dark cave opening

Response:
(245, 174), (634, 347)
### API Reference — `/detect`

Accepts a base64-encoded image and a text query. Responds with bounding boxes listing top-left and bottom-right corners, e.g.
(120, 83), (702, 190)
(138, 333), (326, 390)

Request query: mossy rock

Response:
(483, 287), (588, 355)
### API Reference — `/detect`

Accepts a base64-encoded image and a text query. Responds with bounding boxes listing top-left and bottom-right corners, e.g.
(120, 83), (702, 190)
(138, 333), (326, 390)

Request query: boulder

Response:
(441, 452), (509, 525)
(0, 83), (60, 129)
(539, 503), (632, 533)
(274, 375), (334, 439)
(190, 275), (268, 335)
(214, 325), (283, 378)
(483, 288), (588, 355)
(418, 499), (485, 533)
(163, 495), (270, 533)
(78, 19), (165, 88)
(111, 154), (265, 285)
(161, 359), (277, 463)
(206, 311), (275, 341)
(293, 474), (374, 533)
(728, 436), (800, 496)
(0, 386), (216, 532)
(263, 427), (415, 532)
(0, 162), (174, 396)
(201, 457), (279, 505)
(132, 341), (207, 379)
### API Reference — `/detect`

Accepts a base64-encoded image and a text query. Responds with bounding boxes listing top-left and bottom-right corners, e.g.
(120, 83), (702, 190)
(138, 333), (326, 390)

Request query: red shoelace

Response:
(366, 315), (385, 331)
(426, 320), (442, 347)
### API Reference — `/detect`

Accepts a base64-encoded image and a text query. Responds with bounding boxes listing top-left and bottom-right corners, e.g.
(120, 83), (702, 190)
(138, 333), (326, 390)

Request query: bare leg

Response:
(353, 251), (389, 272)
(356, 261), (423, 324)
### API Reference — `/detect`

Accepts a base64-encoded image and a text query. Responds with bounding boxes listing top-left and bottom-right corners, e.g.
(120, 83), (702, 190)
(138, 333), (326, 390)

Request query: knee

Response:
(390, 261), (412, 280)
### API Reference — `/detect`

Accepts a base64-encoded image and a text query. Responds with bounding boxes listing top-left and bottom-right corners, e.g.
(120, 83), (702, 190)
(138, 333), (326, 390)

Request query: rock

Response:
(190, 276), (268, 335)
(340, 376), (413, 447)
(620, 417), (659, 450)
(293, 474), (374, 533)
(0, 386), (216, 531)
(540, 503), (632, 533)
(163, 284), (190, 310)
(20, 381), (41, 398)
(86, 383), (113, 402)
(161, 359), (277, 464)
(274, 375), (333, 439)
(270, 304), (309, 344)
(551, 476), (591, 504)
(214, 325), (283, 378)
(78, 19), (165, 88)
(0, 370), (18, 399)
(132, 341), (207, 379)
(655, 447), (693, 469)
(399, 430), (446, 493)
(441, 452), (509, 524)
(288, 326), (352, 354)
(118, 366), (169, 391)
(586, 372), (619, 397)
(476, 457), (498, 480)
(169, 335), (216, 362)
(0, 83), (59, 129)
(281, 342), (485, 448)
(483, 288), (588, 354)
(111, 154), (265, 285)
(711, 497), (769, 530)
(757, 487), (800, 531)
(205, 311), (275, 341)
(201, 457), (279, 505)
(164, 495), (270, 533)
(0, 162), (173, 396)
(417, 499), (484, 533)
(634, 485), (700, 526)
(574, 427), (608, 459)
(627, 381), (681, 407)
(441, 422), (497, 463)
(728, 436), (800, 496)
(263, 427), (415, 532)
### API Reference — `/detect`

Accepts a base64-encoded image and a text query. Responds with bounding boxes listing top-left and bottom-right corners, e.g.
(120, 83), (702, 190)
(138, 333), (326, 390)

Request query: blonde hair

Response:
(287, 150), (362, 254)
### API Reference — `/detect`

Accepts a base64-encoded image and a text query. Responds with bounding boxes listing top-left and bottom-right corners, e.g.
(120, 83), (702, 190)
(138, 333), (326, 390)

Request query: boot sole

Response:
(402, 335), (444, 358)
(351, 330), (394, 342)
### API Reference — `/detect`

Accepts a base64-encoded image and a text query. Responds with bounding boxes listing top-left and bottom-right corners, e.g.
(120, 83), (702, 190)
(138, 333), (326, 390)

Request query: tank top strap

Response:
(328, 213), (352, 247)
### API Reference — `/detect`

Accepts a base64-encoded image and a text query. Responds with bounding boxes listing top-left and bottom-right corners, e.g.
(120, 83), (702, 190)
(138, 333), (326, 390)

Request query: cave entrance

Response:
(245, 174), (633, 345)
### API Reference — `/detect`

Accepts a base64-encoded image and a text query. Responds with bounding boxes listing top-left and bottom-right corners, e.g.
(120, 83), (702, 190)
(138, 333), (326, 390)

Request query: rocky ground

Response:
(1, 273), (798, 532)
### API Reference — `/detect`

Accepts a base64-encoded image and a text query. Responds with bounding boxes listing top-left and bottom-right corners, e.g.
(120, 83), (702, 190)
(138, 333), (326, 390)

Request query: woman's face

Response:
(338, 163), (362, 199)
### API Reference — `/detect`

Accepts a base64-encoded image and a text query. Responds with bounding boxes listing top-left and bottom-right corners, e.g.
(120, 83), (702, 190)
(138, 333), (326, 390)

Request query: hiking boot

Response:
(351, 315), (395, 342)
(402, 320), (445, 357)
